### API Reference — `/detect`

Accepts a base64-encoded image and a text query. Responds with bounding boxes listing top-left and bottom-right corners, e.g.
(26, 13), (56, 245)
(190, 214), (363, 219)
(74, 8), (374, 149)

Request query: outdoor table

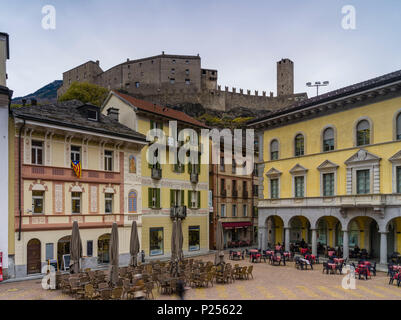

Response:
(333, 258), (344, 264)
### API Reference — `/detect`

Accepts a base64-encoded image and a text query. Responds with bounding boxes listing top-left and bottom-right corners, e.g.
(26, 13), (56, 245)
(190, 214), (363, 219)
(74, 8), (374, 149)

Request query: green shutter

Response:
(148, 188), (153, 208)
(156, 189), (161, 208)
(197, 191), (200, 208)
(188, 162), (192, 173)
(170, 189), (174, 207)
(181, 190), (184, 206)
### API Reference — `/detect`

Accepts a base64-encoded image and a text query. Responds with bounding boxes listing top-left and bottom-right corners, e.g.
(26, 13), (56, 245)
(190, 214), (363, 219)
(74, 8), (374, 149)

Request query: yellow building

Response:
(9, 101), (147, 277)
(249, 69), (401, 265)
(101, 91), (210, 259)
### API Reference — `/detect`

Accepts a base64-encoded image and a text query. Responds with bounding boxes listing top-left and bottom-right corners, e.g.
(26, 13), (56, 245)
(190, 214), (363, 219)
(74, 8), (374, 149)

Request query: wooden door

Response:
(27, 239), (41, 274)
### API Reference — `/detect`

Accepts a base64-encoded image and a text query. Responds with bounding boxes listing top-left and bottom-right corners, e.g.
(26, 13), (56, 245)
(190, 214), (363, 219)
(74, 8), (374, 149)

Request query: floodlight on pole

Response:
(306, 80), (329, 96)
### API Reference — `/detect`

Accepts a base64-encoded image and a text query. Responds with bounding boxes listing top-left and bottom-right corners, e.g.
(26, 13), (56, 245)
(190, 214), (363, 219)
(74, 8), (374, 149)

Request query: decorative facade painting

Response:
(128, 191), (137, 213)
(129, 155), (136, 173)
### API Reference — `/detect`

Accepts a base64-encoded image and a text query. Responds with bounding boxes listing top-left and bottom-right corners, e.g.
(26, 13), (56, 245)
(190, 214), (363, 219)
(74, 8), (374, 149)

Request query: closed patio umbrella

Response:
(70, 220), (82, 274)
(215, 220), (224, 265)
(109, 222), (119, 286)
(177, 218), (184, 262)
(171, 219), (177, 262)
(129, 221), (140, 267)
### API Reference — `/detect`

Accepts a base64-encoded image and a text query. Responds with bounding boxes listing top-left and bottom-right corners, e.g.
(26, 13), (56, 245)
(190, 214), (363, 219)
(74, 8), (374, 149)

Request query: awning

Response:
(222, 222), (252, 229)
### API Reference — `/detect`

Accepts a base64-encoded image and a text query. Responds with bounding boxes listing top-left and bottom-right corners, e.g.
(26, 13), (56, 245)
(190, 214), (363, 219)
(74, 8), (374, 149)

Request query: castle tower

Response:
(277, 58), (294, 96)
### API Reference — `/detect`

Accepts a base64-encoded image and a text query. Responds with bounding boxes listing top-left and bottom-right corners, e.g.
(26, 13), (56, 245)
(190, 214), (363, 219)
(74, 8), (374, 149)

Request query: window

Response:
(397, 167), (401, 193)
(232, 159), (236, 173)
(31, 140), (43, 165)
(172, 59), (176, 64)
(253, 184), (258, 196)
(221, 179), (225, 191)
(45, 243), (54, 261)
(323, 173), (334, 196)
(220, 156), (225, 172)
(128, 191), (137, 213)
(104, 150), (113, 171)
(135, 81), (140, 88)
(170, 78), (175, 84)
(397, 113), (401, 140)
(294, 176), (304, 198)
(171, 189), (184, 207)
(188, 226), (200, 251)
(185, 79), (190, 85)
(87, 240), (93, 257)
(171, 68), (175, 74)
(323, 128), (334, 151)
(150, 120), (163, 131)
(185, 60), (189, 64)
(270, 140), (279, 160)
(220, 204), (226, 217)
(71, 192), (81, 214)
(148, 188), (161, 208)
(270, 179), (279, 199)
(243, 204), (247, 217)
(71, 146), (81, 165)
(232, 180), (237, 194)
(232, 204), (237, 217)
(295, 134), (304, 156)
(188, 190), (200, 209)
(105, 193), (113, 214)
(243, 181), (247, 197)
(149, 228), (163, 256)
(357, 169), (370, 194)
(185, 69), (189, 75)
(87, 109), (98, 121)
(32, 191), (44, 214)
(356, 120), (370, 146)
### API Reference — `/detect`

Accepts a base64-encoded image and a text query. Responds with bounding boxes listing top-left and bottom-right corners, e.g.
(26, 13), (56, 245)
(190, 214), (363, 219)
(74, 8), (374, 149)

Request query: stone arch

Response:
(288, 215), (311, 244)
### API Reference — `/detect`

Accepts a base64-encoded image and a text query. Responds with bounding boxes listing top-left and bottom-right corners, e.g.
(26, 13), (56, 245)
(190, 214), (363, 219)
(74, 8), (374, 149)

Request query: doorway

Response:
(57, 236), (71, 270)
(98, 234), (111, 264)
(27, 239), (41, 274)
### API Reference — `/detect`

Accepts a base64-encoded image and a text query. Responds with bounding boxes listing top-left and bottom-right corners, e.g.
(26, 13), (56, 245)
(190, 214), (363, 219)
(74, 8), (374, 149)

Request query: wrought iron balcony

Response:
(151, 167), (162, 180)
(221, 189), (227, 197)
(190, 173), (199, 184)
(243, 190), (248, 199)
(232, 189), (238, 198)
(170, 205), (187, 220)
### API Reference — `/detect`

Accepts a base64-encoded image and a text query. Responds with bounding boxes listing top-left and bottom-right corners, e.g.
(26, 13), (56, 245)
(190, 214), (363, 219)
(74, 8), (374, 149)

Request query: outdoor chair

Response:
(111, 287), (123, 300)
(144, 281), (154, 299)
(389, 270), (401, 286)
(246, 265), (253, 279)
(98, 282), (109, 290)
(122, 279), (135, 299)
(60, 279), (72, 295)
(369, 261), (377, 276)
(99, 288), (112, 300)
(69, 278), (85, 299)
(84, 283), (100, 300)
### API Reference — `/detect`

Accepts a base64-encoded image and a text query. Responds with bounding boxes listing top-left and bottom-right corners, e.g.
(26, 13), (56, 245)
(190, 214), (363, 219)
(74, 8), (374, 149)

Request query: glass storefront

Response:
(150, 227), (164, 256)
(188, 226), (200, 251)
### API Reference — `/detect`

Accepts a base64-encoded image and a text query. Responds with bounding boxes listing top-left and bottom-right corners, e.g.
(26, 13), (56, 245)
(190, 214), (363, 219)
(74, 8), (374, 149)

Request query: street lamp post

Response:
(306, 81), (329, 97)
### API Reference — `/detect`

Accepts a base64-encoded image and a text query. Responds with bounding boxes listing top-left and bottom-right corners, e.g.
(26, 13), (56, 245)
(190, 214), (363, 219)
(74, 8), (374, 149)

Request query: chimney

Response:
(107, 107), (119, 121)
(31, 98), (37, 106)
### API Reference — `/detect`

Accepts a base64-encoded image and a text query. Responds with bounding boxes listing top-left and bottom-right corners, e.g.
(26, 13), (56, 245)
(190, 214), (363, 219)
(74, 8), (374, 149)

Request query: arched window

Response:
(128, 191), (137, 213)
(323, 128), (334, 151)
(396, 113), (401, 140)
(295, 134), (304, 156)
(270, 140), (279, 160)
(356, 120), (370, 146)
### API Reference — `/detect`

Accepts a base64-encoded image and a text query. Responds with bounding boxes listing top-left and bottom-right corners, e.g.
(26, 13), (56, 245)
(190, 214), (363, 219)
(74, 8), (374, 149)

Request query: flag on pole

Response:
(71, 160), (81, 178)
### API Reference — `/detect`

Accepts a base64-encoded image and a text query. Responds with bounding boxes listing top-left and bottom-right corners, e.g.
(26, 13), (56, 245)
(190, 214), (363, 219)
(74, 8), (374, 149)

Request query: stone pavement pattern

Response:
(0, 253), (400, 300)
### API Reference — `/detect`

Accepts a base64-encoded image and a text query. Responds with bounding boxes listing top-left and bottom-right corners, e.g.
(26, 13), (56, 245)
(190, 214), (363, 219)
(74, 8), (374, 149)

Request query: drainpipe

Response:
(18, 119), (25, 241)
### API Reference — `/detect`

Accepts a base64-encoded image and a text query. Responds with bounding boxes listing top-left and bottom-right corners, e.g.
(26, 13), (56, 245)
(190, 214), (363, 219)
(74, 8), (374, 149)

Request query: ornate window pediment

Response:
(317, 160), (339, 171)
(389, 150), (401, 163)
(265, 167), (282, 178)
(344, 149), (381, 165)
(289, 164), (308, 175)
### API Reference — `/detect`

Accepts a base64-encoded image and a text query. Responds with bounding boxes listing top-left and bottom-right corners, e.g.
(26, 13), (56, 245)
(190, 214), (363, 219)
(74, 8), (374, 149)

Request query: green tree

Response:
(58, 82), (109, 106)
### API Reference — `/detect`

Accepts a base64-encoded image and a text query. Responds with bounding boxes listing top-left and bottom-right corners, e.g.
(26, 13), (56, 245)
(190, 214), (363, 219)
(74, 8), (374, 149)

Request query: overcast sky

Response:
(1, 0), (401, 98)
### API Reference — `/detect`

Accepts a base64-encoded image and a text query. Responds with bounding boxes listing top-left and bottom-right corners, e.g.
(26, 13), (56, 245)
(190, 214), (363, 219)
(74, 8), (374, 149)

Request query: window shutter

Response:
(197, 153), (201, 173)
(188, 191), (191, 208)
(181, 190), (184, 206)
(170, 189), (174, 207)
(188, 161), (192, 174)
(156, 189), (161, 208)
(197, 191), (200, 208)
(148, 188), (152, 208)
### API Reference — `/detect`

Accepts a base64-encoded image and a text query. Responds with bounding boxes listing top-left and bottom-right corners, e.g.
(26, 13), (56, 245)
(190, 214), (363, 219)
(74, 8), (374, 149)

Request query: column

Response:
(284, 227), (290, 252)
(311, 229), (317, 256)
(380, 232), (388, 265)
(343, 230), (349, 259)
(259, 226), (267, 250)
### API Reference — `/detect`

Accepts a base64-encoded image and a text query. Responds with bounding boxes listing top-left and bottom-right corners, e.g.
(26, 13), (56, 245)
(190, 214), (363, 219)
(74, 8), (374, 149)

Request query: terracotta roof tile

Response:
(112, 91), (208, 128)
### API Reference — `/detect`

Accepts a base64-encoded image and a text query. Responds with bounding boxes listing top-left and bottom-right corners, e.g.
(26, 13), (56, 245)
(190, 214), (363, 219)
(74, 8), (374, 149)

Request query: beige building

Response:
(9, 101), (147, 277)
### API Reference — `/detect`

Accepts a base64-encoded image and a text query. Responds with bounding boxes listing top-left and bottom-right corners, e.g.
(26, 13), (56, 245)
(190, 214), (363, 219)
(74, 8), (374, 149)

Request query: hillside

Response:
(12, 80), (62, 105)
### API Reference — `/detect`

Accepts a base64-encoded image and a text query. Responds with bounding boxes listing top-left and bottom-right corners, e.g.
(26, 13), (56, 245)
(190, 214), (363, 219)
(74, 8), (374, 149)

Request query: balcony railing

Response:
(221, 189), (227, 197)
(151, 167), (162, 180)
(170, 206), (187, 220)
(190, 173), (199, 184)
(243, 190), (248, 199)
(232, 189), (238, 198)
